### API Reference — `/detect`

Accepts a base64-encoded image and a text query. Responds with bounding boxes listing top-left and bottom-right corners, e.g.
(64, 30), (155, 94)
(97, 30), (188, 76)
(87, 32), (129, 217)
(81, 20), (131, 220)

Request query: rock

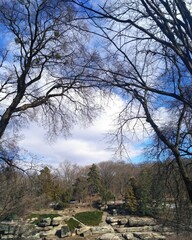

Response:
(128, 217), (156, 227)
(76, 226), (90, 235)
(29, 217), (38, 223)
(8, 225), (17, 235)
(40, 231), (48, 238)
(106, 217), (119, 224)
(60, 225), (71, 238)
(111, 223), (118, 227)
(115, 226), (153, 233)
(1, 234), (15, 239)
(99, 233), (122, 240)
(38, 217), (51, 227)
(81, 229), (92, 237)
(133, 232), (166, 240)
(43, 226), (53, 231)
(123, 232), (135, 240)
(18, 224), (38, 238)
(26, 232), (41, 239)
(91, 225), (114, 234)
(153, 225), (172, 233)
(51, 216), (62, 226)
(77, 223), (85, 228)
(119, 218), (128, 225)
(0, 224), (9, 234)
(100, 205), (108, 211)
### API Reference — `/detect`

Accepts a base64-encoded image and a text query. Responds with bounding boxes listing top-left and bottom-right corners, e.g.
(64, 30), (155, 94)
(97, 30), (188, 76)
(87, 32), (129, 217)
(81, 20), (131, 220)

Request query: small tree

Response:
(124, 177), (138, 214)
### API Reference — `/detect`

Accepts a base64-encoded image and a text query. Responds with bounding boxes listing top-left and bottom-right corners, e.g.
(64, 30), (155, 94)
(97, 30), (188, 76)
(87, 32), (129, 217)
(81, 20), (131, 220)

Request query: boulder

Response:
(43, 226), (53, 231)
(119, 218), (128, 225)
(122, 232), (135, 240)
(1, 234), (15, 239)
(81, 229), (92, 237)
(17, 224), (37, 237)
(99, 233), (122, 240)
(0, 224), (9, 234)
(61, 225), (71, 238)
(51, 216), (63, 226)
(91, 225), (114, 234)
(133, 232), (166, 240)
(76, 226), (90, 235)
(39, 231), (48, 238)
(38, 217), (51, 227)
(115, 226), (153, 233)
(106, 217), (119, 224)
(153, 225), (172, 233)
(128, 217), (156, 227)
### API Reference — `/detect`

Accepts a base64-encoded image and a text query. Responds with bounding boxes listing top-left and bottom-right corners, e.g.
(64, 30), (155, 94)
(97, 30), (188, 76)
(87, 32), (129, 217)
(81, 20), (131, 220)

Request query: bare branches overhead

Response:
(73, 0), (192, 202)
(0, 0), (100, 140)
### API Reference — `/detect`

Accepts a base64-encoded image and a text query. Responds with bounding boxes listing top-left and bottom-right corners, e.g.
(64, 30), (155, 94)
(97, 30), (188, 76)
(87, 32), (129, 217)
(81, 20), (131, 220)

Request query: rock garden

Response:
(0, 206), (175, 240)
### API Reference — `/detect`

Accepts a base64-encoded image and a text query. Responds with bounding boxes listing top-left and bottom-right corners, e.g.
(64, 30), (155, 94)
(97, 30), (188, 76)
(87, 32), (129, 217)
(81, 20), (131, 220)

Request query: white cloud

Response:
(19, 93), (145, 168)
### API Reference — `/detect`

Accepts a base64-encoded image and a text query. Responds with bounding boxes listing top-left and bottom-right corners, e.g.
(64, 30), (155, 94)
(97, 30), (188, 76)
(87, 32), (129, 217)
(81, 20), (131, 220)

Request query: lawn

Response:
(67, 210), (103, 232)
(75, 211), (103, 226)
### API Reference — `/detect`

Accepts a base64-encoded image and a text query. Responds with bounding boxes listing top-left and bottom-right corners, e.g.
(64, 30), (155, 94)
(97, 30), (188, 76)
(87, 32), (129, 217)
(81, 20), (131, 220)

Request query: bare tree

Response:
(0, 165), (31, 220)
(57, 160), (81, 188)
(73, 0), (192, 202)
(0, 0), (100, 144)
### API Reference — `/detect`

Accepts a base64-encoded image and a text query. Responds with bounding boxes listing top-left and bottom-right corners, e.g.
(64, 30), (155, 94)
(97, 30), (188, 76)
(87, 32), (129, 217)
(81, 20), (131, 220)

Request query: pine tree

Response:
(87, 164), (101, 196)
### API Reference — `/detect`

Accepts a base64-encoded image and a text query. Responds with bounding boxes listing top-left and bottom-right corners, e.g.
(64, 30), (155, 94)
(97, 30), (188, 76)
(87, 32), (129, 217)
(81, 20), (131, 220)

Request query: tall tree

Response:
(87, 163), (101, 196)
(74, 0), (192, 202)
(73, 176), (88, 203)
(0, 0), (99, 145)
(57, 160), (81, 188)
(38, 166), (53, 198)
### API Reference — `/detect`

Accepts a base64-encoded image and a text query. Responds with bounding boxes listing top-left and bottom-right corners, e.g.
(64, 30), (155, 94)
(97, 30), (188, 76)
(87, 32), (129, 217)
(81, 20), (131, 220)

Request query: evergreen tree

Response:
(87, 164), (101, 196)
(124, 177), (138, 214)
(38, 167), (53, 199)
(73, 176), (88, 203)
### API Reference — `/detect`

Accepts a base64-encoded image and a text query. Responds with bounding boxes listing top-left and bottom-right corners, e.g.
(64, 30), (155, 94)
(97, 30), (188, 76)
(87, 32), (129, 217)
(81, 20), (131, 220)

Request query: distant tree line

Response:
(1, 159), (191, 230)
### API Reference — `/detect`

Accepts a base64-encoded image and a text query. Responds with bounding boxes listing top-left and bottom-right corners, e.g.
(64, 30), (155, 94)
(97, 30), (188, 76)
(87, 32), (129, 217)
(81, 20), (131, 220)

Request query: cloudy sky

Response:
(19, 93), (146, 168)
